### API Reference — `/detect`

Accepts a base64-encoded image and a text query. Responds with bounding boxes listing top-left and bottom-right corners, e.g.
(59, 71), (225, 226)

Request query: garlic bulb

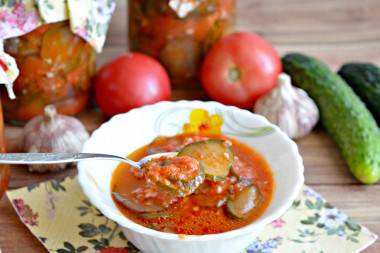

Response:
(20, 104), (90, 172)
(253, 73), (319, 139)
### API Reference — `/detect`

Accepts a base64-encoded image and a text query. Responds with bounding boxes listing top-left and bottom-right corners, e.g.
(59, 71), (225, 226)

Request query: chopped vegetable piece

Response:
(178, 139), (234, 181)
(142, 155), (205, 197)
(232, 180), (252, 192)
(112, 191), (166, 213)
(230, 156), (253, 180)
(137, 213), (169, 218)
(40, 22), (82, 66)
(226, 185), (261, 219)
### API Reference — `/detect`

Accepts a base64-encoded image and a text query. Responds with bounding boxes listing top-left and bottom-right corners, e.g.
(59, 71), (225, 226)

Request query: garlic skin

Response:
(20, 104), (90, 172)
(253, 73), (319, 139)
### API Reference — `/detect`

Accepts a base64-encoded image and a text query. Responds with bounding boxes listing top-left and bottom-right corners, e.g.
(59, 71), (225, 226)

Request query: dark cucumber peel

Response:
(338, 62), (380, 124)
(282, 53), (380, 184)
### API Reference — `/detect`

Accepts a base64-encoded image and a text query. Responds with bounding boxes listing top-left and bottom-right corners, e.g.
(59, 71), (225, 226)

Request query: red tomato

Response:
(94, 52), (171, 117)
(200, 32), (282, 109)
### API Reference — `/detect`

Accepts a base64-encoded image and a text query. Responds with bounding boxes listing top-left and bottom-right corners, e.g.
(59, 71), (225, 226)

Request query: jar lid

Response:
(0, 0), (115, 96)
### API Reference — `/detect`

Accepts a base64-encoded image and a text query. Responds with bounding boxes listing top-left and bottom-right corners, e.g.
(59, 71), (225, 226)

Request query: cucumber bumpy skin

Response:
(338, 62), (380, 124)
(282, 53), (380, 184)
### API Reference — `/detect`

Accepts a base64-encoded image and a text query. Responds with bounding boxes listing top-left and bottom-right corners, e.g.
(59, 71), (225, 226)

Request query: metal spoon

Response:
(0, 152), (177, 170)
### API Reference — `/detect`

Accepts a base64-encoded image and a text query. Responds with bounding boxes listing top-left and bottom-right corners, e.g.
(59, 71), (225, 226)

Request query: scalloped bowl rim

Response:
(78, 100), (304, 242)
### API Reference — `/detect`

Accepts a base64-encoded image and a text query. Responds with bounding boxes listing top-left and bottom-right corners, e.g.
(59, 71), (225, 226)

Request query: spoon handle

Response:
(0, 153), (138, 167)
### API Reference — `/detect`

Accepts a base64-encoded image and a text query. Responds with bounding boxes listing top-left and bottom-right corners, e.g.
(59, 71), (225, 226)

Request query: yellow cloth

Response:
(6, 175), (378, 252)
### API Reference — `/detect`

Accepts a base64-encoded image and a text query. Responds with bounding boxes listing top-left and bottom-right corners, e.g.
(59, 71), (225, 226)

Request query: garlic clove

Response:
(253, 73), (319, 139)
(20, 104), (90, 172)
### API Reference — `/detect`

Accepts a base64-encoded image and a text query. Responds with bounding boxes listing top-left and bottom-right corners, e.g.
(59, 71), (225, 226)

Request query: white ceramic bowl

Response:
(78, 100), (304, 253)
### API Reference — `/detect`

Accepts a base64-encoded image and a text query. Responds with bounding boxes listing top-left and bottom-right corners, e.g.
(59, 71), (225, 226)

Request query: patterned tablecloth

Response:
(6, 175), (378, 253)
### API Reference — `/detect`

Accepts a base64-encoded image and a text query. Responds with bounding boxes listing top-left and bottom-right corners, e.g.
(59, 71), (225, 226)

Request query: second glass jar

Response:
(128, 0), (236, 86)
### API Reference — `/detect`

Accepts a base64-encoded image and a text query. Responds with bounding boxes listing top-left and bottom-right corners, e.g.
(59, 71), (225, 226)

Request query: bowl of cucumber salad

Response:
(78, 100), (304, 253)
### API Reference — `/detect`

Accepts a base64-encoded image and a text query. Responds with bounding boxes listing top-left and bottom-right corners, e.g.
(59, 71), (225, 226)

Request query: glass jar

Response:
(0, 98), (9, 199)
(1, 21), (96, 124)
(128, 0), (236, 86)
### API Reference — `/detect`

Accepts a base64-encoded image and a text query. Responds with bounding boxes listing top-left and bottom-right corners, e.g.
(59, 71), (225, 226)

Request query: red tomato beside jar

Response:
(1, 21), (96, 124)
(94, 52), (171, 118)
(128, 0), (236, 86)
(200, 32), (283, 109)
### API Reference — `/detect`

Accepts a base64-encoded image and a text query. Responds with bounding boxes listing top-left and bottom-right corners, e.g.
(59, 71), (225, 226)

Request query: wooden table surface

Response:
(1, 0), (379, 252)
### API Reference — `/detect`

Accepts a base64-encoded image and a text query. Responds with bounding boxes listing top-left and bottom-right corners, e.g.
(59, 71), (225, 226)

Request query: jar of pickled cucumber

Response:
(1, 21), (96, 124)
(128, 0), (236, 86)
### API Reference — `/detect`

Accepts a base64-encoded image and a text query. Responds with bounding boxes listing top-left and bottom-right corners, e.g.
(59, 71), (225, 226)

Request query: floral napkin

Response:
(6, 175), (378, 253)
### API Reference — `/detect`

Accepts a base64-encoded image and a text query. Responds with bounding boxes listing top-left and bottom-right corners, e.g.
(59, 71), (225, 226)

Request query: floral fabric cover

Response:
(0, 0), (115, 89)
(6, 176), (378, 253)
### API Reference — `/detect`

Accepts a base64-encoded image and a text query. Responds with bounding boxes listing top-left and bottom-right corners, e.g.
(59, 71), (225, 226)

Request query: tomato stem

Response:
(228, 67), (241, 82)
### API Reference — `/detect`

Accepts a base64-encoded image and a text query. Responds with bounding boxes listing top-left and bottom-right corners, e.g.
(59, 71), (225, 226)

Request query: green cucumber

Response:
(337, 62), (380, 124)
(283, 53), (380, 184)
(226, 185), (261, 219)
(178, 139), (234, 181)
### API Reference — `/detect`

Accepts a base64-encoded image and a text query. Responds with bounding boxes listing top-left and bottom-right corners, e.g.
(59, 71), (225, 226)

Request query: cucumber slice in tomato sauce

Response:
(178, 139), (234, 181)
(112, 191), (166, 213)
(226, 185), (261, 219)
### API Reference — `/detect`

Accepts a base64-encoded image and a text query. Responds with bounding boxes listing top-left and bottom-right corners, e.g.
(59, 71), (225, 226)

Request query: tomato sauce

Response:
(111, 133), (274, 235)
